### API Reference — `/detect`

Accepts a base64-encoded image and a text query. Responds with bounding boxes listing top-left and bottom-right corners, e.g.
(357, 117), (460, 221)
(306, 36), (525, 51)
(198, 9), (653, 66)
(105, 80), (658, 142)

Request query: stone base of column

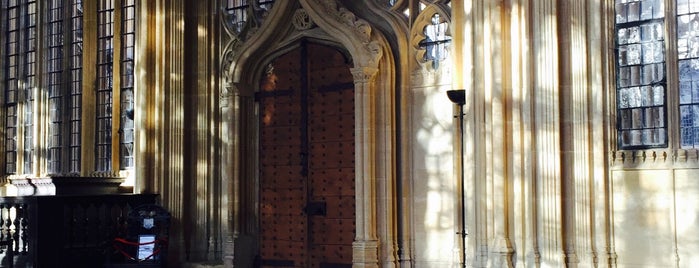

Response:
(564, 251), (579, 268)
(222, 233), (235, 267)
(353, 239), (380, 268)
(490, 237), (515, 268)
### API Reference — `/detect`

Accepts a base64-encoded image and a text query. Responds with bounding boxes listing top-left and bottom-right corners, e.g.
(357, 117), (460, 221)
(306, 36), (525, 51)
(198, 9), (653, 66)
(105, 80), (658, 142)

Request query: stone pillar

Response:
(351, 66), (380, 268)
(220, 84), (236, 267)
(557, 0), (578, 266)
(532, 0), (563, 266)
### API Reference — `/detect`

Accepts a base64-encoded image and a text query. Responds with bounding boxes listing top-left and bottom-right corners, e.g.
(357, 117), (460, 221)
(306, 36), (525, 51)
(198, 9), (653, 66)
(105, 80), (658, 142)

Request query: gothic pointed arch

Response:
(219, 0), (396, 267)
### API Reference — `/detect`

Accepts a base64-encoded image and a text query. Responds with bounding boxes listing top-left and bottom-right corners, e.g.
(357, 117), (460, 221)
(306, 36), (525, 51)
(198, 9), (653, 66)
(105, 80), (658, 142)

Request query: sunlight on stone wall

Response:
(612, 170), (675, 267)
(675, 169), (699, 267)
(411, 85), (457, 267)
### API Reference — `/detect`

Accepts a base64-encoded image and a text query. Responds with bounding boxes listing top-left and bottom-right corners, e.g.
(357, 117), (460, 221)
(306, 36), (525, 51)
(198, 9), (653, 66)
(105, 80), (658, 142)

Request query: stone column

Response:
(559, 0), (596, 267)
(220, 84), (236, 267)
(532, 0), (563, 266)
(351, 66), (380, 268)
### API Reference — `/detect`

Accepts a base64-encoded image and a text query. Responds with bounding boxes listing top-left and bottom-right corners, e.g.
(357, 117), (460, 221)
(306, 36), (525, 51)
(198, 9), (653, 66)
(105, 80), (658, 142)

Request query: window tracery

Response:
(224, 0), (275, 39)
(419, 13), (450, 69)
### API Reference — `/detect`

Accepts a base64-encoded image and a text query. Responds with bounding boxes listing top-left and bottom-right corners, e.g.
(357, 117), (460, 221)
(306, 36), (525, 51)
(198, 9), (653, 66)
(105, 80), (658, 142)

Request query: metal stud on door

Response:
(258, 42), (355, 268)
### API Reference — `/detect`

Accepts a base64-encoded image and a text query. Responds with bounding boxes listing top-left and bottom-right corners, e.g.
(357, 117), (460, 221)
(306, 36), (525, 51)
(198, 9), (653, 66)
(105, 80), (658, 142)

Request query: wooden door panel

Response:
(259, 42), (354, 268)
(306, 43), (355, 268)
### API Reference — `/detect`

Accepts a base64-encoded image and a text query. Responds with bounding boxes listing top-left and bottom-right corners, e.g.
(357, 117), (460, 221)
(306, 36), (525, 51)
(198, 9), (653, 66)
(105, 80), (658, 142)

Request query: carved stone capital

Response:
(307, 0), (383, 68)
(351, 67), (379, 85)
(220, 84), (236, 109)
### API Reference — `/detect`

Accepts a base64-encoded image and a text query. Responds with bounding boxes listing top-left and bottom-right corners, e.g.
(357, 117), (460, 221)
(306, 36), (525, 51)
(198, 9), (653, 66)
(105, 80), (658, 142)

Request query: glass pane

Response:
(96, 0), (115, 171)
(420, 13), (452, 69)
(678, 1), (699, 148)
(120, 0), (136, 169)
(615, 0), (667, 149)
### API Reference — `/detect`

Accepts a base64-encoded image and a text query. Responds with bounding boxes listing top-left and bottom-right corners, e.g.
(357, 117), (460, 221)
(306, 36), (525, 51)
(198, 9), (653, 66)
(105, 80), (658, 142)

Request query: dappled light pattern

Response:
(2, 0), (38, 175)
(411, 86), (456, 265)
(613, 171), (676, 266)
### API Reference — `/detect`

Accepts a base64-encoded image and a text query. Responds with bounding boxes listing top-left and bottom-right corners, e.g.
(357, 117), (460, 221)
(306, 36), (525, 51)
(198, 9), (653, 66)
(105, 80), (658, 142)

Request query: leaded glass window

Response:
(678, 1), (699, 148)
(120, 0), (135, 169)
(419, 13), (451, 69)
(2, 0), (135, 177)
(97, 0), (114, 172)
(47, 0), (64, 174)
(46, 0), (83, 175)
(69, 0), (83, 173)
(22, 0), (37, 174)
(226, 0), (250, 34)
(2, 0), (38, 175)
(614, 0), (699, 149)
(224, 0), (274, 35)
(4, 0), (20, 174)
(615, 0), (667, 149)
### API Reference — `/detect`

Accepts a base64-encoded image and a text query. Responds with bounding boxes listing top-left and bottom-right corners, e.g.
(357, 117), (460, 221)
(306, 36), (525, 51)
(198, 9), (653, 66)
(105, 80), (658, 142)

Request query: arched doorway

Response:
(257, 41), (355, 268)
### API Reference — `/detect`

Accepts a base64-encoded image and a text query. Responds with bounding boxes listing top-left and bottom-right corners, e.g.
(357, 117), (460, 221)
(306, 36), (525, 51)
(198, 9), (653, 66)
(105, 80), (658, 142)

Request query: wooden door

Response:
(257, 42), (355, 268)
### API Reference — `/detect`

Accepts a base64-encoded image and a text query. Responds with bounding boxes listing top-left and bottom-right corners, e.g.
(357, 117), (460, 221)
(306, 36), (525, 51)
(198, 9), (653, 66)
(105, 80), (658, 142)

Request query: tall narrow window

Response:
(120, 0), (135, 169)
(4, 0), (20, 174)
(47, 0), (83, 175)
(47, 0), (65, 174)
(3, 0), (39, 175)
(96, 0), (114, 171)
(614, 0), (666, 149)
(22, 0), (37, 174)
(69, 0), (83, 173)
(678, 1), (699, 148)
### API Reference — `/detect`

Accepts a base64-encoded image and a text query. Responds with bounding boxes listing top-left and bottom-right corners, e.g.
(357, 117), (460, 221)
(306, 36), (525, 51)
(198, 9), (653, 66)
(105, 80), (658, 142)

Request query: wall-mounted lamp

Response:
(447, 89), (466, 106)
(446, 89), (466, 268)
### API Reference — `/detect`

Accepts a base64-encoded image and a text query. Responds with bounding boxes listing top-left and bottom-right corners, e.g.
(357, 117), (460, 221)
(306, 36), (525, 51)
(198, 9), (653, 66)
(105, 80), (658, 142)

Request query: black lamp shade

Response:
(447, 89), (466, 105)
